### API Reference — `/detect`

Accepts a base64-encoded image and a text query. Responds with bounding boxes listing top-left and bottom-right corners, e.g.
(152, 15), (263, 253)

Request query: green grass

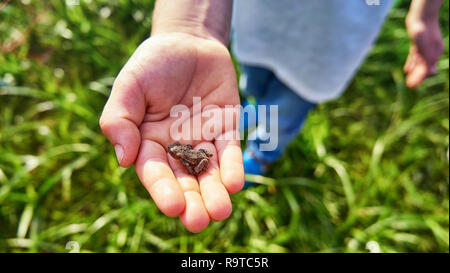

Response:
(0, 0), (448, 253)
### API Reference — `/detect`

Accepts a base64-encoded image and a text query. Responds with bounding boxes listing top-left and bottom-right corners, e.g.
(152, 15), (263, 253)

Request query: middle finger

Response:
(168, 154), (210, 232)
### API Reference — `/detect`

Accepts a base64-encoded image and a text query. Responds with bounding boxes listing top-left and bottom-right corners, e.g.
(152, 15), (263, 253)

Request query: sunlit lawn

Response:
(0, 0), (448, 252)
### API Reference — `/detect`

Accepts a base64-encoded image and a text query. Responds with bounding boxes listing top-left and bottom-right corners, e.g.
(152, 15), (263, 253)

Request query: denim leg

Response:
(247, 75), (316, 163)
(239, 64), (275, 133)
(239, 64), (274, 98)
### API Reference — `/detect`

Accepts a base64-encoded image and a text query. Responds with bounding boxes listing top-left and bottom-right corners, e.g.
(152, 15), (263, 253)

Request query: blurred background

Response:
(0, 0), (448, 253)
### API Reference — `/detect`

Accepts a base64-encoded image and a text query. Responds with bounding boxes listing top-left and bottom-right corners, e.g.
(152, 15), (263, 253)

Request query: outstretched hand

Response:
(100, 33), (244, 232)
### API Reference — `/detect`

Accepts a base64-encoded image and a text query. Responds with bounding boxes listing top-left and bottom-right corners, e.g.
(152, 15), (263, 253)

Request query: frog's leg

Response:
(181, 159), (195, 175)
(194, 158), (209, 175)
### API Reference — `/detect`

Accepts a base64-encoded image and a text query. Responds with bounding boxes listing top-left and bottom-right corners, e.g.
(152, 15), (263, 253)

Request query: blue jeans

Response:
(239, 64), (316, 163)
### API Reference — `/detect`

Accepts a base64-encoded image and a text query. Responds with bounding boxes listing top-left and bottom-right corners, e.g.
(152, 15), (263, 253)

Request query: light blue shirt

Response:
(232, 0), (393, 103)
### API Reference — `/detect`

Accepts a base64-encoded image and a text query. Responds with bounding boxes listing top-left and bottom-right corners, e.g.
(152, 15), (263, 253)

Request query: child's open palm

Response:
(99, 33), (244, 232)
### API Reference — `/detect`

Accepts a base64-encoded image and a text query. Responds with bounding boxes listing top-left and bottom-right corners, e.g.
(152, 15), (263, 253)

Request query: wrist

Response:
(152, 20), (229, 45)
(406, 13), (438, 27)
(407, 0), (442, 24)
(406, 13), (440, 37)
(151, 0), (232, 46)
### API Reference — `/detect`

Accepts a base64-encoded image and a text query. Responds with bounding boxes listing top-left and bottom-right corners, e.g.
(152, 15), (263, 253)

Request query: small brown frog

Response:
(168, 142), (213, 176)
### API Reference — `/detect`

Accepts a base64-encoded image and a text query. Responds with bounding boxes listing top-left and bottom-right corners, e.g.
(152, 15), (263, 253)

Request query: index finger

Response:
(134, 140), (186, 217)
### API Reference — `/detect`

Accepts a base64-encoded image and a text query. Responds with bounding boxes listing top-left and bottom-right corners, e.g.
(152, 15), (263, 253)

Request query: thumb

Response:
(99, 75), (145, 167)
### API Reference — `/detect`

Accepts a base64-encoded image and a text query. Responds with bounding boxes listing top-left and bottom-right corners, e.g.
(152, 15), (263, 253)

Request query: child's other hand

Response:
(404, 11), (444, 88)
(99, 33), (244, 232)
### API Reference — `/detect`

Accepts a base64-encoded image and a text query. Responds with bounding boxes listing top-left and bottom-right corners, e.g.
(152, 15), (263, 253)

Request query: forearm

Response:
(407, 0), (442, 22)
(151, 0), (233, 45)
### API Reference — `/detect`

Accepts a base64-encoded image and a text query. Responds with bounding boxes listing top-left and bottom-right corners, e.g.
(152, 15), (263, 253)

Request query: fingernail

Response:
(114, 144), (124, 164)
